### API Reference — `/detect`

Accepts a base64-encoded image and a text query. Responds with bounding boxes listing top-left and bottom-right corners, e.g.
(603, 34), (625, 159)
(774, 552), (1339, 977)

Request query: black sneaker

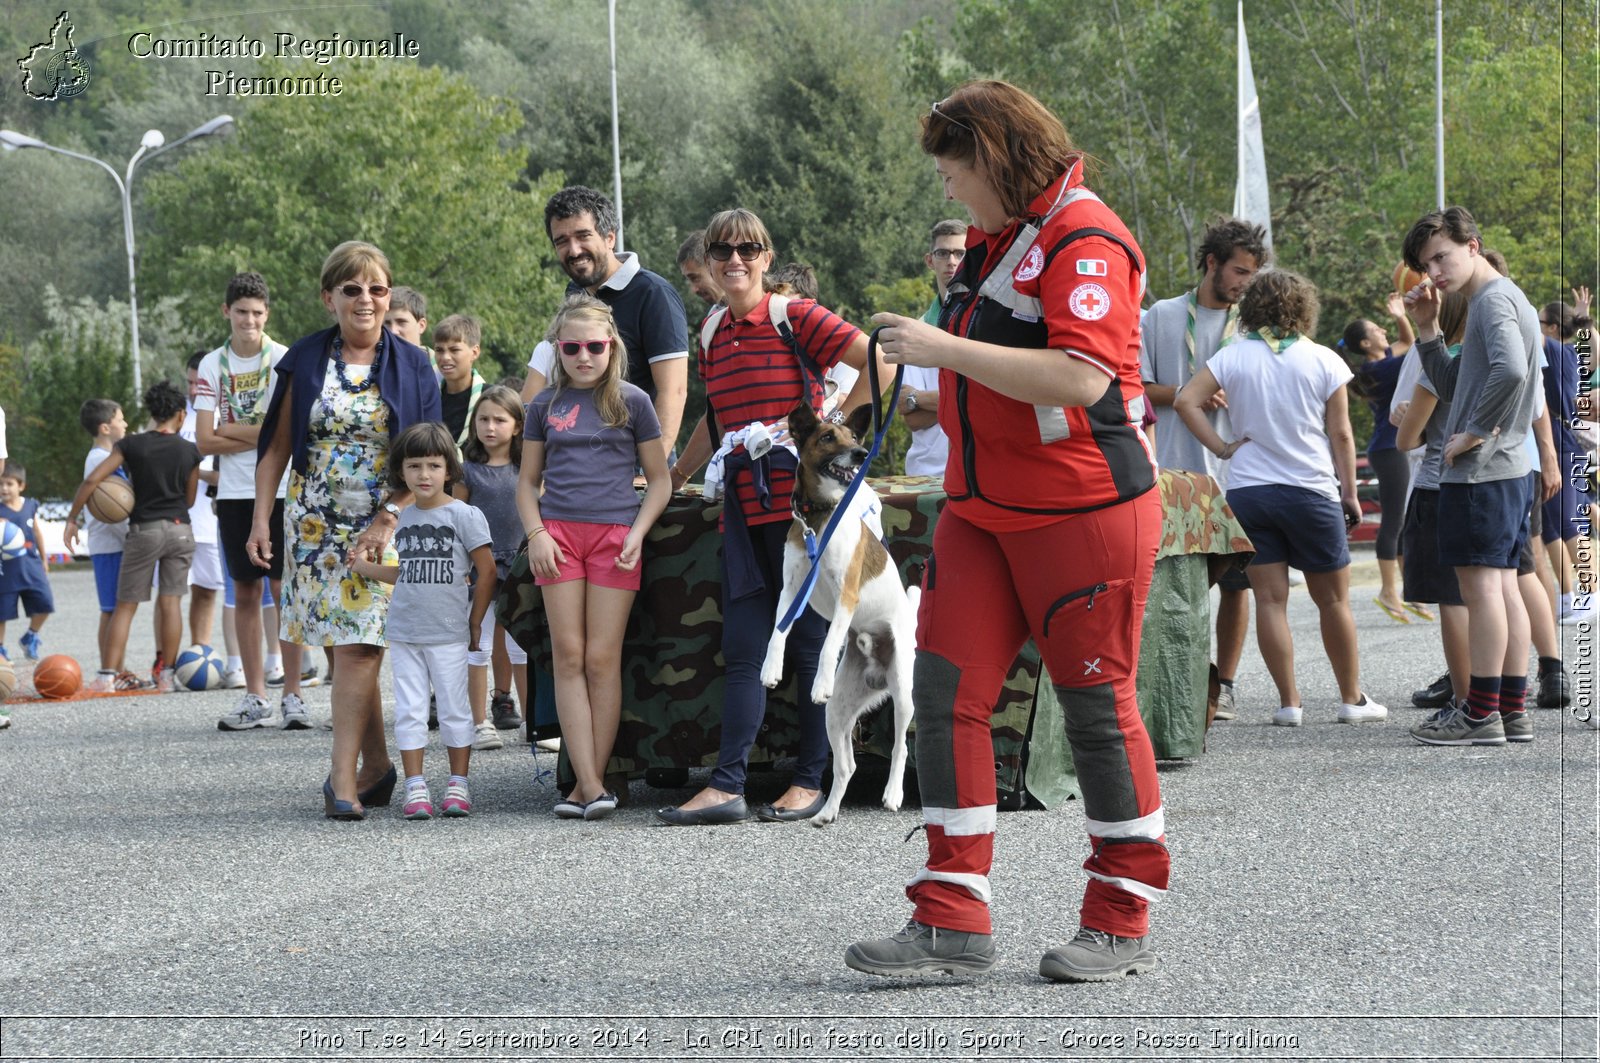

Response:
(490, 690), (523, 730)
(1411, 672), (1453, 708)
(844, 919), (995, 977)
(1537, 668), (1570, 709)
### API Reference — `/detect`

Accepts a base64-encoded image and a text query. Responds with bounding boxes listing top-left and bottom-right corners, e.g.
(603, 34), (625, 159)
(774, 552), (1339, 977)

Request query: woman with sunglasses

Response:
(250, 241), (441, 819)
(845, 82), (1167, 982)
(658, 208), (888, 826)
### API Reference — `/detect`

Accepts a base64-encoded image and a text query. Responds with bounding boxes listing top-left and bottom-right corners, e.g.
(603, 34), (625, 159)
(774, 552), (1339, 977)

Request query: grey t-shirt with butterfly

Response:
(525, 382), (662, 526)
(384, 499), (492, 646)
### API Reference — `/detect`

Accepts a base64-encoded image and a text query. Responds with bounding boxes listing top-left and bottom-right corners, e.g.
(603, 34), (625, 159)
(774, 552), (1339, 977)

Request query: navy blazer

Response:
(258, 326), (442, 475)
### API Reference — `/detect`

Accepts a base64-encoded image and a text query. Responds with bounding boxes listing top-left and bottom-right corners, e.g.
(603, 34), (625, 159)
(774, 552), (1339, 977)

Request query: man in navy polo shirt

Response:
(520, 186), (688, 458)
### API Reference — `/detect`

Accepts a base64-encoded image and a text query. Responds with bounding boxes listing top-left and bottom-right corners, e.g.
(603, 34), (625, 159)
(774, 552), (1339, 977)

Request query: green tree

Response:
(139, 60), (567, 355)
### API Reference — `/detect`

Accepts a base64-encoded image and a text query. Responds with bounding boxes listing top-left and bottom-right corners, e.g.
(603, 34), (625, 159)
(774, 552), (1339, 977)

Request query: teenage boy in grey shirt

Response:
(1402, 206), (1542, 748)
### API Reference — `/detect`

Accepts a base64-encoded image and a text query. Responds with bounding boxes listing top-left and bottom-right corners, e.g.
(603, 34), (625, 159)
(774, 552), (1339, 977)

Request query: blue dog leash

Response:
(777, 327), (904, 633)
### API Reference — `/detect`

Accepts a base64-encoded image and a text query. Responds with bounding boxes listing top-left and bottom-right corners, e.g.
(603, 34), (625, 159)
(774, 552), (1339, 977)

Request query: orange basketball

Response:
(0, 657), (15, 701)
(1393, 261), (1427, 296)
(86, 478), (135, 524)
(33, 654), (81, 699)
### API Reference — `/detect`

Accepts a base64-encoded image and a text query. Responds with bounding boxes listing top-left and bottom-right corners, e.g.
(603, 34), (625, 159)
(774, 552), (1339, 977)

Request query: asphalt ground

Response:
(1, 563), (1596, 1062)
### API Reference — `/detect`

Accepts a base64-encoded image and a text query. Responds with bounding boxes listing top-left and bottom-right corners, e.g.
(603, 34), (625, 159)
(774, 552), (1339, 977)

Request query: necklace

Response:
(332, 334), (384, 394)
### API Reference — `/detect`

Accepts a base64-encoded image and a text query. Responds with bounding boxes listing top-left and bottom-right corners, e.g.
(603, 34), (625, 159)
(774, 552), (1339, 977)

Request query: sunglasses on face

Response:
(706, 241), (766, 262)
(930, 248), (966, 262)
(337, 283), (390, 299)
(558, 339), (611, 357)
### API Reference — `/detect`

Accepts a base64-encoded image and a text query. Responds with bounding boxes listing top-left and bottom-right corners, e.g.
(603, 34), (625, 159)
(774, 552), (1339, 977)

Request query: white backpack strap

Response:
(767, 292), (793, 342)
(698, 305), (729, 354)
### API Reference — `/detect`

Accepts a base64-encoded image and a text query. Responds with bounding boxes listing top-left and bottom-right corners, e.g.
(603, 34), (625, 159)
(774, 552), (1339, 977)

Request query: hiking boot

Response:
(218, 693), (272, 731)
(1337, 693), (1388, 723)
(1500, 710), (1533, 744)
(19, 630), (42, 660)
(490, 690), (522, 730)
(472, 720), (504, 750)
(1409, 704), (1506, 746)
(1412, 672), (1453, 708)
(844, 919), (995, 977)
(1213, 683), (1236, 721)
(1039, 926), (1159, 982)
(278, 692), (311, 731)
(1536, 668), (1570, 709)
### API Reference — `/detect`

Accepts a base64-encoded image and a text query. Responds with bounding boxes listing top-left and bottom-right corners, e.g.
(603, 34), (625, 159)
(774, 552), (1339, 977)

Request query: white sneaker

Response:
(535, 735), (562, 753)
(472, 720), (504, 750)
(222, 667), (246, 690)
(1272, 705), (1303, 727)
(1337, 693), (1388, 723)
(1559, 595), (1596, 627)
(218, 693), (272, 731)
(278, 692), (311, 730)
(90, 670), (118, 693)
(264, 662), (286, 685)
(157, 668), (178, 694)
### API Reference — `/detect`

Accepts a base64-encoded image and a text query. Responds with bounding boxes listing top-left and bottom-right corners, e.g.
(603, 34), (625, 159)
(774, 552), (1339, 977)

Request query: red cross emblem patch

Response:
(1014, 245), (1045, 283)
(1069, 282), (1111, 320)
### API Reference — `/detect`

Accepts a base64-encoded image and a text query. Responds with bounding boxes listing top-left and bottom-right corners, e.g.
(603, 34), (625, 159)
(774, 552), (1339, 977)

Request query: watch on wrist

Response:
(382, 501), (402, 519)
(905, 391), (920, 412)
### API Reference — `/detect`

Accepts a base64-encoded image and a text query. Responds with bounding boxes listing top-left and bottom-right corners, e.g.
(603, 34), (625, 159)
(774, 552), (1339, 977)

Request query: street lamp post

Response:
(0, 115), (234, 396)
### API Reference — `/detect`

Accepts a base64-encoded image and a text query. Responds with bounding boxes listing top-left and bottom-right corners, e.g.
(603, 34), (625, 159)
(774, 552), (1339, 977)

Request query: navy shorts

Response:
(0, 582), (54, 621)
(1400, 489), (1463, 606)
(1436, 477), (1531, 569)
(1226, 484), (1351, 573)
(1540, 473), (1593, 544)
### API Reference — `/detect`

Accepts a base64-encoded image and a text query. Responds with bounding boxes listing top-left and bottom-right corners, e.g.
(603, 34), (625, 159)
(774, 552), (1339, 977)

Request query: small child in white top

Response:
(351, 422), (495, 819)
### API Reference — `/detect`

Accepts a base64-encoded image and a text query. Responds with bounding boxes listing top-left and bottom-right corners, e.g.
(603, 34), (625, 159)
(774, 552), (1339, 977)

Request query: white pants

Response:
(465, 613), (528, 669)
(392, 641), (472, 750)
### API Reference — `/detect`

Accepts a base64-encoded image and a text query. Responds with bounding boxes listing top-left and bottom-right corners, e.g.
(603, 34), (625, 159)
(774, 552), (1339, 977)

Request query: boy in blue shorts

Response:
(69, 399), (148, 689)
(1403, 207), (1543, 747)
(0, 461), (54, 661)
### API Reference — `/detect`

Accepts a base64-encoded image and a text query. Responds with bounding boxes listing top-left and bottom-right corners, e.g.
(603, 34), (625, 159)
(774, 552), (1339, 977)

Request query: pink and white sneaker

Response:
(402, 786), (435, 820)
(441, 780), (472, 818)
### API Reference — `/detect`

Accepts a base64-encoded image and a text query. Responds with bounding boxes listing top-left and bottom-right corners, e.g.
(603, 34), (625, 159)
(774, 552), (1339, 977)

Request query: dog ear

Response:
(788, 401), (819, 446)
(845, 400), (875, 443)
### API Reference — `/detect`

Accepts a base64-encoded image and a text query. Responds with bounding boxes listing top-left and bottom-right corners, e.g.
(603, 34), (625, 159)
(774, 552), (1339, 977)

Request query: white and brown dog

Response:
(759, 401), (918, 826)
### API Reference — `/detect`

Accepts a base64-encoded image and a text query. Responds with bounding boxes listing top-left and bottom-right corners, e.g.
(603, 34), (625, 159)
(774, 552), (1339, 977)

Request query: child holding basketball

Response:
(69, 400), (138, 690)
(517, 294), (670, 821)
(456, 384), (530, 750)
(349, 422), (496, 819)
(0, 461), (55, 663)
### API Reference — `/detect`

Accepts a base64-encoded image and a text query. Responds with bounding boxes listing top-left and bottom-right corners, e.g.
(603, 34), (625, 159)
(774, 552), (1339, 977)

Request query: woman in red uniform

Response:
(845, 81), (1169, 982)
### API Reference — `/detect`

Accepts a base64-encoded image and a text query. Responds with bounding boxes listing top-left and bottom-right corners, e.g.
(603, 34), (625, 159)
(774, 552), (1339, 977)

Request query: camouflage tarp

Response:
(498, 476), (1050, 804)
(497, 470), (1250, 796)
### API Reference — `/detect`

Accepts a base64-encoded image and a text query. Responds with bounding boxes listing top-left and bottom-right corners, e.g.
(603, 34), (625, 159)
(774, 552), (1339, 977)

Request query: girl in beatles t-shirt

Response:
(516, 294), (670, 822)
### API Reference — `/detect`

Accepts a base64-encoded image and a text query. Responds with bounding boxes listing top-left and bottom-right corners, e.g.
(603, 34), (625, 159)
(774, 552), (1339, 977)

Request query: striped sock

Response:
(1499, 675), (1527, 716)
(1465, 676), (1501, 721)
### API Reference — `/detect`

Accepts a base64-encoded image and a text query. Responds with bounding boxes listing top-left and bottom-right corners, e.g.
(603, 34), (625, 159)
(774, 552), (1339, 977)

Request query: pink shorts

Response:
(535, 519), (641, 591)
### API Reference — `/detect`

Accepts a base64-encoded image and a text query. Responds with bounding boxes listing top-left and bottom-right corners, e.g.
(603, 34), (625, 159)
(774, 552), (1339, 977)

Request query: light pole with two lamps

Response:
(0, 115), (235, 396)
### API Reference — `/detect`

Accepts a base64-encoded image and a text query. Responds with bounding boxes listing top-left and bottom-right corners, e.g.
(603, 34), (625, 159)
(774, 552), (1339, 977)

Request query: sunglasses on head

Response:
(558, 339), (611, 357)
(930, 98), (974, 135)
(337, 283), (390, 299)
(706, 241), (766, 262)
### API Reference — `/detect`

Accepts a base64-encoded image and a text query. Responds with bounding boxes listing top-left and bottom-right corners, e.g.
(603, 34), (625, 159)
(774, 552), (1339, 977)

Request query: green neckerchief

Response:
(444, 369), (487, 448)
(220, 337), (279, 425)
(1245, 326), (1302, 353)
(1185, 290), (1240, 376)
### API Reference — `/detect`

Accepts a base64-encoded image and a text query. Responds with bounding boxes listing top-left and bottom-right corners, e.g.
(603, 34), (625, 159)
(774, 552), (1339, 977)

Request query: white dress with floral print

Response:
(281, 364), (396, 646)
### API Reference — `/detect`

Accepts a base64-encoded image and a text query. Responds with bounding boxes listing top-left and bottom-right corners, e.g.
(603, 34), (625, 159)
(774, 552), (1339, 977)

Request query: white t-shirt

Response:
(82, 445), (128, 555)
(1207, 336), (1354, 501)
(900, 364), (948, 477)
(192, 340), (290, 500)
(179, 406), (219, 543)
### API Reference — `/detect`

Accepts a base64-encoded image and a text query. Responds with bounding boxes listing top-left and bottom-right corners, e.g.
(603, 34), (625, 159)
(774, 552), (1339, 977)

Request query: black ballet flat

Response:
(357, 766), (398, 808)
(755, 792), (827, 822)
(655, 795), (749, 826)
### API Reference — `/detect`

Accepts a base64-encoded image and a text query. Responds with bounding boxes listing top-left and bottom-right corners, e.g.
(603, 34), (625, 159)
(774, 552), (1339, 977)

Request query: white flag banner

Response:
(1233, 1), (1273, 251)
